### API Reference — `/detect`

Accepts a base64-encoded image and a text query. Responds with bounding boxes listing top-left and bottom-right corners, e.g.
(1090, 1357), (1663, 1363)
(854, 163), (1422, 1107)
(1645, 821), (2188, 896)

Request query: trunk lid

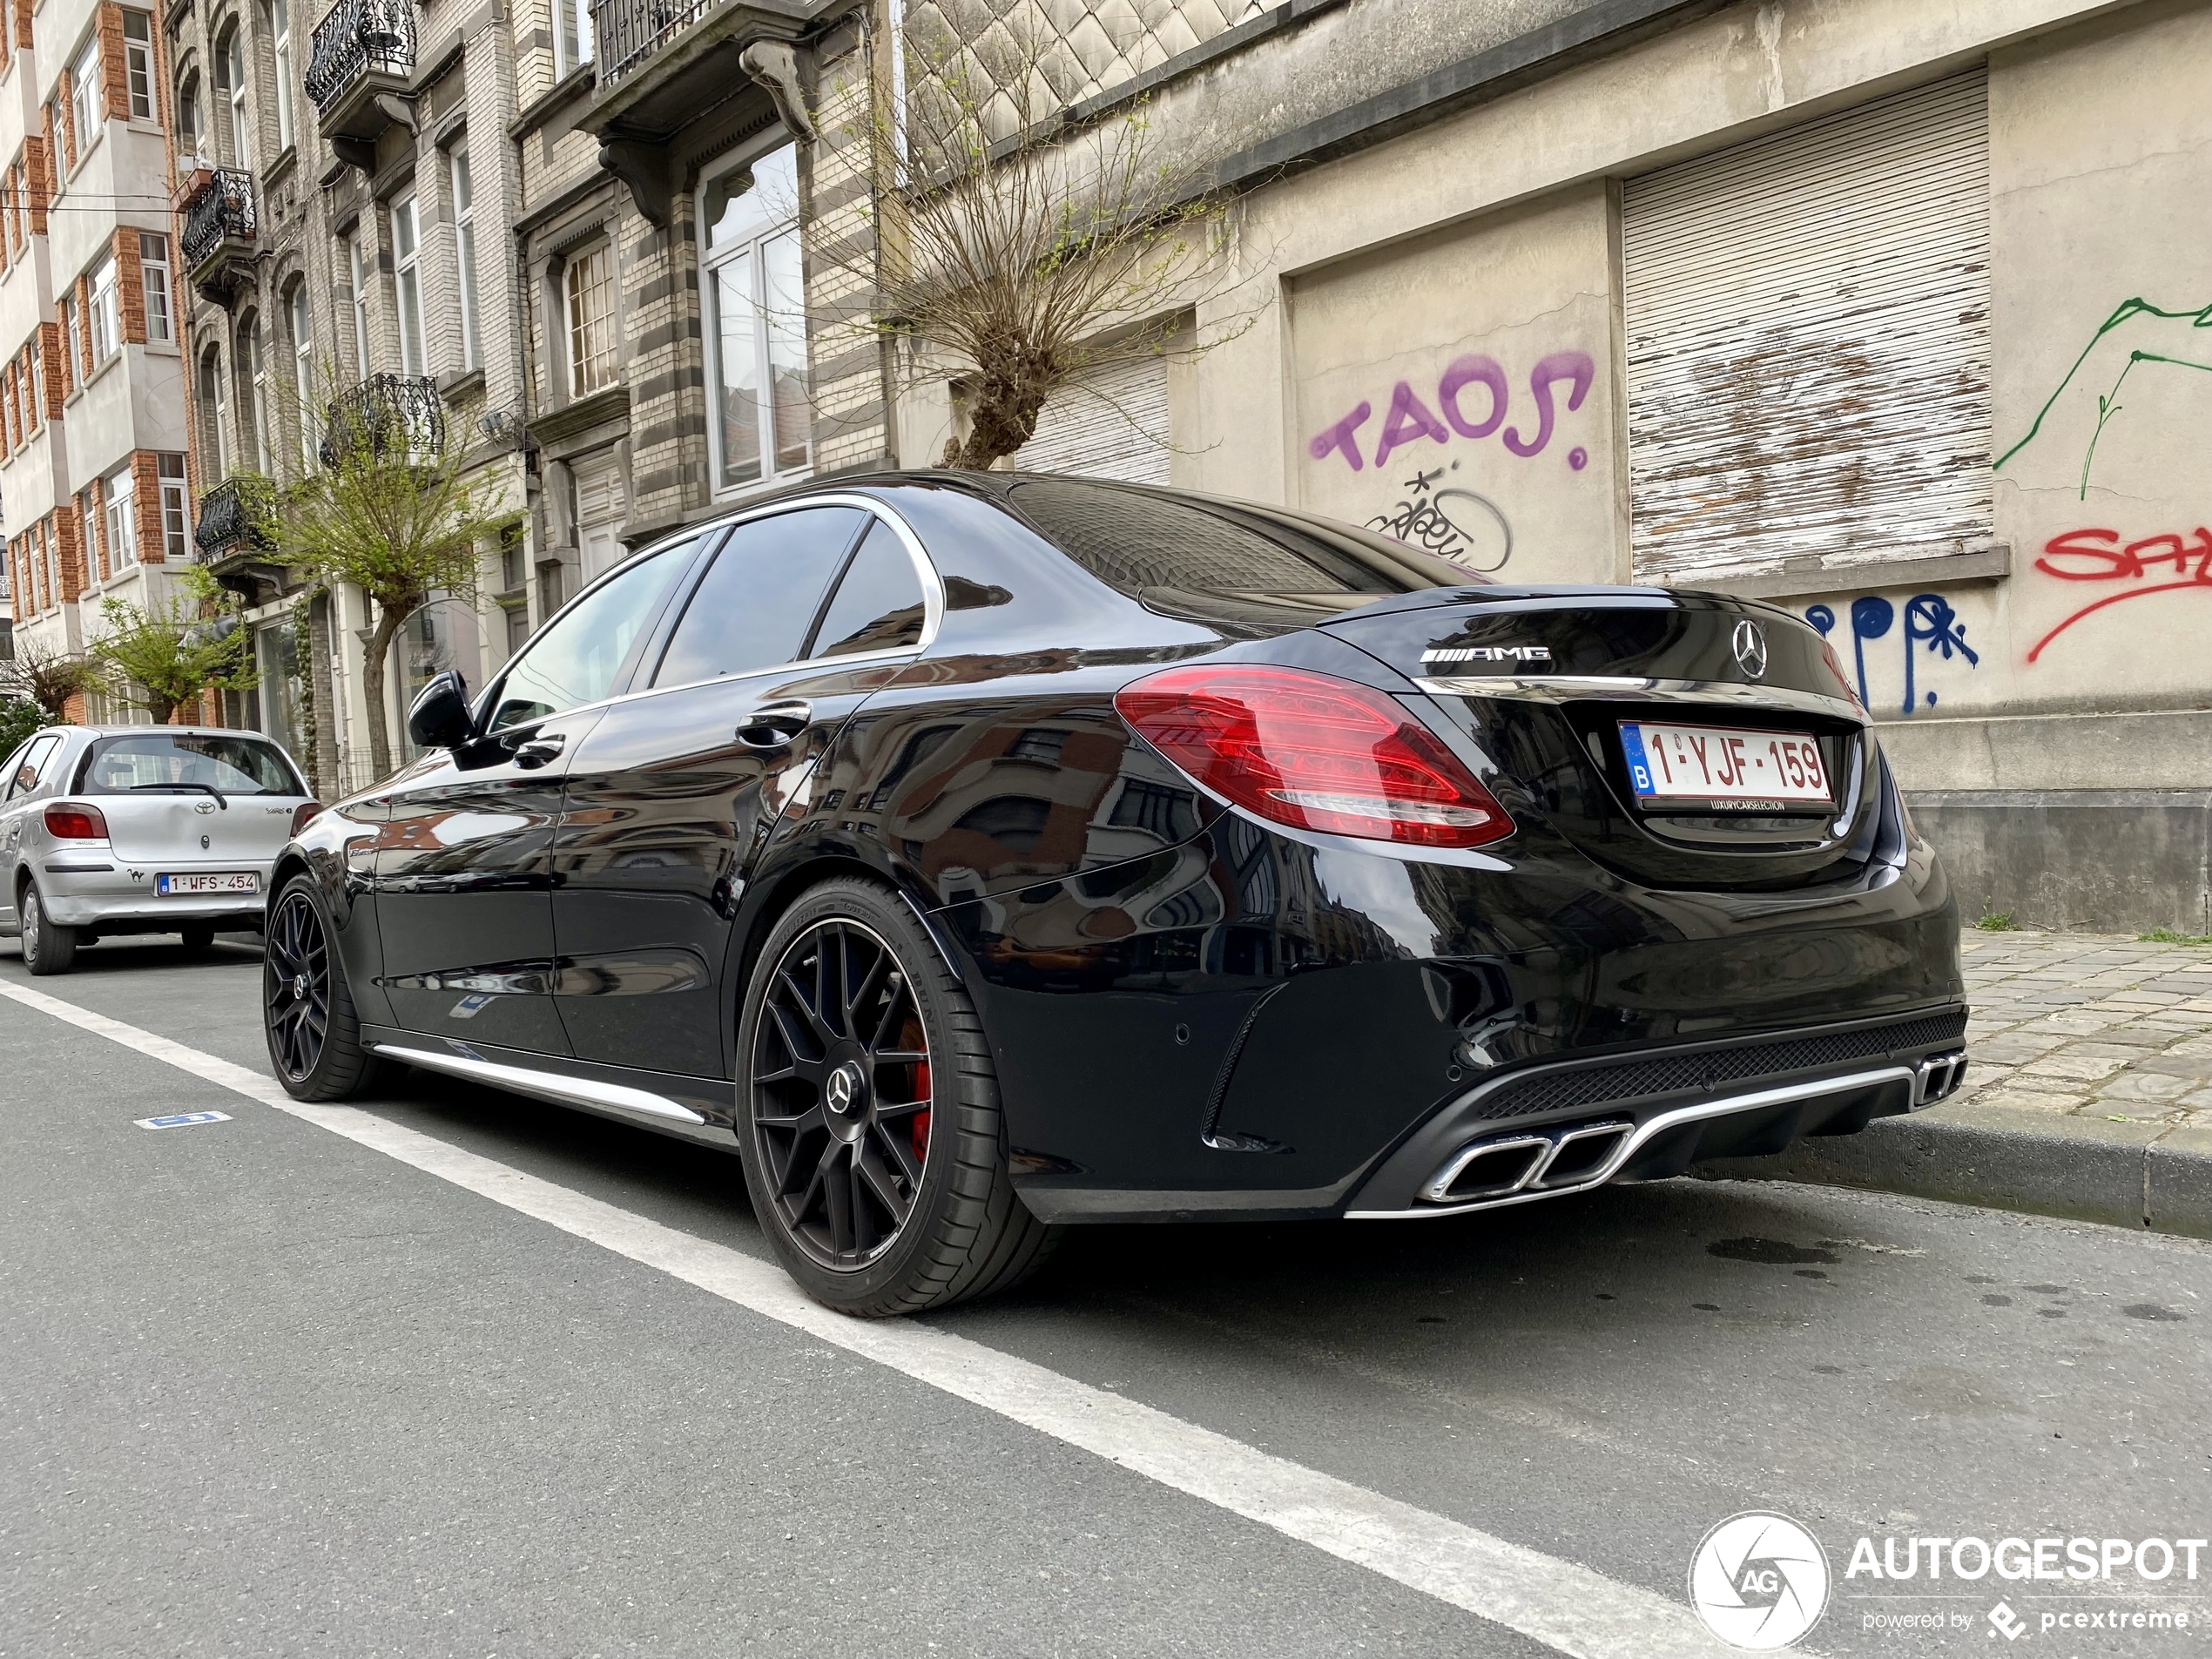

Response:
(100, 792), (304, 864)
(1320, 589), (1893, 890)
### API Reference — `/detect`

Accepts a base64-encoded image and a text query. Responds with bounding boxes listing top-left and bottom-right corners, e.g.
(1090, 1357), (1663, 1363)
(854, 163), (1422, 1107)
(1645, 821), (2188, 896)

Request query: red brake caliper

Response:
(902, 1017), (931, 1166)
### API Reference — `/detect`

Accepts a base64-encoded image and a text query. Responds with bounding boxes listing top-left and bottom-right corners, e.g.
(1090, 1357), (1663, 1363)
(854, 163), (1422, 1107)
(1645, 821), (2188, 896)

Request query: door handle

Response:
(512, 734), (565, 769)
(736, 700), (812, 749)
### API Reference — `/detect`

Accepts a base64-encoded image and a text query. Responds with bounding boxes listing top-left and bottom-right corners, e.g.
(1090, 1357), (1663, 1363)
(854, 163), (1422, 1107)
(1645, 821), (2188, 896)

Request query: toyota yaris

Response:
(264, 475), (1966, 1314)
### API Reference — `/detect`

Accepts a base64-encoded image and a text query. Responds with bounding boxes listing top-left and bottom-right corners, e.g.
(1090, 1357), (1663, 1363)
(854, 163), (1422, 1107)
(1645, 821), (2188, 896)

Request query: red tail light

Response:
(1115, 664), (1513, 849)
(290, 801), (326, 837)
(44, 803), (110, 840)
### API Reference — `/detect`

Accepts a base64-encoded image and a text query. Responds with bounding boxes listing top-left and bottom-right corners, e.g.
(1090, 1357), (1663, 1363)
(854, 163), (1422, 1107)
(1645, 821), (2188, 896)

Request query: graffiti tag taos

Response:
(1309, 351), (1596, 473)
(1806, 595), (1979, 716)
(1996, 298), (2212, 499)
(1364, 462), (1513, 574)
(2028, 525), (2212, 663)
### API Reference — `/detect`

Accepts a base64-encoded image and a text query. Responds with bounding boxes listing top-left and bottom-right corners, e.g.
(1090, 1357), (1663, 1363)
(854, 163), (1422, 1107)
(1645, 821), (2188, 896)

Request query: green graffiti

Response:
(1994, 299), (2212, 500)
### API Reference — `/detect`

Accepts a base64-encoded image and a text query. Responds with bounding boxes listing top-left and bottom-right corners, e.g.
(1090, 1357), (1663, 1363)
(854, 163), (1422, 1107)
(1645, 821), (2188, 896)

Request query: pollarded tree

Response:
(89, 568), (258, 725)
(833, 9), (1253, 469)
(275, 380), (517, 780)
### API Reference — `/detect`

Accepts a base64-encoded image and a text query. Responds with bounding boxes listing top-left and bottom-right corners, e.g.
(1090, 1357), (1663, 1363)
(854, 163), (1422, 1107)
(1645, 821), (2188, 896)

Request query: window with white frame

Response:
(139, 233), (172, 344)
(70, 37), (98, 158)
(392, 194), (425, 376)
(270, 0), (293, 150)
(701, 144), (808, 491)
(288, 283), (314, 468)
(347, 233), (372, 375)
(238, 312), (270, 472)
(554, 0), (592, 78)
(64, 292), (82, 382)
(158, 454), (188, 559)
(89, 256), (119, 364)
(124, 12), (156, 122)
(103, 469), (135, 569)
(200, 347), (229, 476)
(448, 141), (481, 372)
(565, 242), (615, 398)
(29, 335), (42, 421)
(179, 77), (200, 154)
(222, 29), (252, 172)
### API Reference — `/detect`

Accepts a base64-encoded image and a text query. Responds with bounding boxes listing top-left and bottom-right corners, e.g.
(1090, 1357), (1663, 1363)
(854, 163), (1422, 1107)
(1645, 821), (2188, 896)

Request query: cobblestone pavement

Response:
(1955, 929), (2212, 1143)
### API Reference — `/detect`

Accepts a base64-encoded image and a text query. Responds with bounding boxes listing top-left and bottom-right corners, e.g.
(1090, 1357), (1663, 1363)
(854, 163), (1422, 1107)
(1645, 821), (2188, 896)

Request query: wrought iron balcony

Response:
(180, 169), (256, 275)
(593, 0), (714, 87)
(193, 476), (278, 565)
(306, 0), (415, 145)
(320, 374), (446, 468)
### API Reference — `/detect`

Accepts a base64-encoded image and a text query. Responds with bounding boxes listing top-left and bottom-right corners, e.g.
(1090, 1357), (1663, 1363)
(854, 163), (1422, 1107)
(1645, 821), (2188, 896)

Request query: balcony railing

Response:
(321, 374), (446, 468)
(593, 0), (713, 88)
(179, 170), (256, 271)
(305, 0), (415, 111)
(193, 476), (277, 563)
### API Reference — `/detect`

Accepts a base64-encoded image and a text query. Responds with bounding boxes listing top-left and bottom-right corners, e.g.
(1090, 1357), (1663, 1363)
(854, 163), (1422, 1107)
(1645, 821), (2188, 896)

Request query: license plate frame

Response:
(1618, 721), (1832, 810)
(156, 871), (260, 897)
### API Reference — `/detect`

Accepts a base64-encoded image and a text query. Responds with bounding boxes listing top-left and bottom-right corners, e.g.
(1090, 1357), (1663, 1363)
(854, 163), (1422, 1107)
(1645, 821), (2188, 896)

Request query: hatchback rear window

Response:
(1001, 478), (1485, 598)
(77, 734), (303, 797)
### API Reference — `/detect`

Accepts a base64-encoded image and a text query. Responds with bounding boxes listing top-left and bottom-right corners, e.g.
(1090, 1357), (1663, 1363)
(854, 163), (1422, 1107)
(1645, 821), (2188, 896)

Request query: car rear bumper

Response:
(33, 856), (273, 928)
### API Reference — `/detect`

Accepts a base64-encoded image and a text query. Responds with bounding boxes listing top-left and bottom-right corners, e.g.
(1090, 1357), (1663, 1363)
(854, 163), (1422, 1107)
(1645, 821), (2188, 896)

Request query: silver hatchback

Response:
(0, 726), (317, 974)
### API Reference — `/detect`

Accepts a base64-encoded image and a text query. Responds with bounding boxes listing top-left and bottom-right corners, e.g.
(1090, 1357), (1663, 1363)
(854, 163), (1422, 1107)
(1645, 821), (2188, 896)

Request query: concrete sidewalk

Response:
(1713, 929), (2212, 1237)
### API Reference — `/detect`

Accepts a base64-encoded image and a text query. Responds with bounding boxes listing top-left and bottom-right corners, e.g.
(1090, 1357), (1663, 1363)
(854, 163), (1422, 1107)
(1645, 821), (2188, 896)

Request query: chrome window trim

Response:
(1416, 676), (1864, 724)
(372, 1043), (708, 1124)
(478, 492), (943, 731)
(1348, 1064), (1916, 1219)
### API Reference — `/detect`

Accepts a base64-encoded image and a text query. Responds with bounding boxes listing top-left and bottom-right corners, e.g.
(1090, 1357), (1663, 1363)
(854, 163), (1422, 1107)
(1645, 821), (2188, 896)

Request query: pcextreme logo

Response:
(1689, 1511), (1831, 1650)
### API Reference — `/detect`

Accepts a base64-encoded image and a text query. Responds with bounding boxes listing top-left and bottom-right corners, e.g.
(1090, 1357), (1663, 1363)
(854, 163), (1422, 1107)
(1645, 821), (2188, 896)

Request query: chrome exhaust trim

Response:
(1911, 1050), (1967, 1110)
(1351, 1064), (1919, 1220)
(1418, 1135), (1554, 1204)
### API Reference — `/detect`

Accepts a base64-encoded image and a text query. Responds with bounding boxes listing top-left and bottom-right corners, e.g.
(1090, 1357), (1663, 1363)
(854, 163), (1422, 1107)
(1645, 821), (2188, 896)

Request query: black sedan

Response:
(265, 475), (1966, 1315)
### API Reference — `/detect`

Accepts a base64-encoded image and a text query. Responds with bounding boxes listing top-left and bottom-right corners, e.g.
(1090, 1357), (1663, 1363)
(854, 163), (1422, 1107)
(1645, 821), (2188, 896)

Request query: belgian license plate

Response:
(157, 872), (260, 896)
(1618, 722), (1831, 806)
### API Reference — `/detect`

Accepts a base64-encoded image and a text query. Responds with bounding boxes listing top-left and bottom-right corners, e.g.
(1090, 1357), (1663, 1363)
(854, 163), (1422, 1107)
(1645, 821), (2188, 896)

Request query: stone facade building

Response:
(0, 0), (192, 706)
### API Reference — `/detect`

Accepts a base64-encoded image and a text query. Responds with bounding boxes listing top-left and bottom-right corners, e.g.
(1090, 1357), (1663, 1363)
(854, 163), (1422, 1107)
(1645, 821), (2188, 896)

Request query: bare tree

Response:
(0, 637), (105, 725)
(827, 10), (1255, 470)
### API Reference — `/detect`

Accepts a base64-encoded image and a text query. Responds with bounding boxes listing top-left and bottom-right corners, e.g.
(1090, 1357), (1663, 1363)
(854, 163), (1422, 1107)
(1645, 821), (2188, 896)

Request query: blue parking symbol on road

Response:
(134, 1111), (233, 1130)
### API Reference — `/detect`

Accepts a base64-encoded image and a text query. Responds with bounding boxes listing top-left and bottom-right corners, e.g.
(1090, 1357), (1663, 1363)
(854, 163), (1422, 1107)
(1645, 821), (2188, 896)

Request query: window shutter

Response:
(1010, 355), (1170, 485)
(1622, 72), (1993, 586)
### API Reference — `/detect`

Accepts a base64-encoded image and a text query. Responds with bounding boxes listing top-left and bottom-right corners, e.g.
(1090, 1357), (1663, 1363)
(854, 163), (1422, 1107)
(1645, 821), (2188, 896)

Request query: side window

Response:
(8, 735), (60, 799)
(489, 544), (691, 732)
(652, 507), (866, 687)
(808, 520), (927, 659)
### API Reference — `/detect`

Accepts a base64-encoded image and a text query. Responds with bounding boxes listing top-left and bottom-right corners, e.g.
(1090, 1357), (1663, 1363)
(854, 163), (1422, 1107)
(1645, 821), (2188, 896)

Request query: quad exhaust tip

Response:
(1419, 1120), (1634, 1205)
(1912, 1050), (1967, 1110)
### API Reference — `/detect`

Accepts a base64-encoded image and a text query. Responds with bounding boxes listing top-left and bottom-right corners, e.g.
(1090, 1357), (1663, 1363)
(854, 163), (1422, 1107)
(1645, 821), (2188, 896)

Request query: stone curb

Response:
(1699, 1106), (2212, 1240)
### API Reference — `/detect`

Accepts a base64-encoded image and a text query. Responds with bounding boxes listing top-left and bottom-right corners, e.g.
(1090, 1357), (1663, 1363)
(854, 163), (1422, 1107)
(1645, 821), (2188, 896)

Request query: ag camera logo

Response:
(1689, 1511), (1831, 1649)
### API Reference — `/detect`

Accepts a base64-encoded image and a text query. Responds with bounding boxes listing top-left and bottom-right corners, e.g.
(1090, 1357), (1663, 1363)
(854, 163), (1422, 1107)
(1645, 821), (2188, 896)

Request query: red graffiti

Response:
(1309, 351), (1595, 472)
(2028, 525), (2212, 662)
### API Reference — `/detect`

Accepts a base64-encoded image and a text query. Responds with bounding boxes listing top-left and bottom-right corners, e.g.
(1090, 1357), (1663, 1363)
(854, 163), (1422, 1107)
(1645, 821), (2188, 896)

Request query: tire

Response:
(20, 882), (78, 975)
(736, 876), (1060, 1317)
(263, 873), (382, 1101)
(179, 924), (215, 952)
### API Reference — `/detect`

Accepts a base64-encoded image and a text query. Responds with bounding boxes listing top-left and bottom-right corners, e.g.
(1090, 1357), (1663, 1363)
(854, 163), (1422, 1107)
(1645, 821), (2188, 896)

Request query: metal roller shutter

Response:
(1010, 355), (1171, 484)
(1622, 73), (1993, 586)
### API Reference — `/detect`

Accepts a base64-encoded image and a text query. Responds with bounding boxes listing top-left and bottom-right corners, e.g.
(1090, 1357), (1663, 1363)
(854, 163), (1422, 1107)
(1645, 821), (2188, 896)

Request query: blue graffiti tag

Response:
(1804, 594), (1979, 715)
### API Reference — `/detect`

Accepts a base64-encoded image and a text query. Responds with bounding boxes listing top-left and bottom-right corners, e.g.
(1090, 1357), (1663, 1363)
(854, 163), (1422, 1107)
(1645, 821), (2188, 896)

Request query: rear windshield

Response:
(76, 733), (303, 797)
(1001, 478), (1487, 598)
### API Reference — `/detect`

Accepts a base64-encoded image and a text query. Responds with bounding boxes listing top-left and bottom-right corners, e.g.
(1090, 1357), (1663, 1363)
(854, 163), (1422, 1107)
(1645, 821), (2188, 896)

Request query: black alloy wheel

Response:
(738, 877), (1058, 1316)
(262, 873), (381, 1101)
(752, 917), (934, 1269)
(265, 890), (331, 1082)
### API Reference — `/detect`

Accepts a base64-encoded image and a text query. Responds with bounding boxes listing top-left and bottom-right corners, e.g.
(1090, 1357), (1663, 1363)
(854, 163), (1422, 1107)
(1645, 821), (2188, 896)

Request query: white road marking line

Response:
(1, 979), (1764, 1659)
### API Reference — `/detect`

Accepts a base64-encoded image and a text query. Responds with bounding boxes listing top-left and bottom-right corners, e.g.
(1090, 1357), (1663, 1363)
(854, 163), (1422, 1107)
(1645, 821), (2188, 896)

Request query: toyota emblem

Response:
(194, 799), (217, 815)
(1731, 618), (1768, 680)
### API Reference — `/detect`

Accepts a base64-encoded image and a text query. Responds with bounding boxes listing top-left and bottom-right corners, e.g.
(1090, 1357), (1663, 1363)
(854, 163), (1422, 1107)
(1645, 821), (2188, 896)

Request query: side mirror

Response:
(407, 670), (475, 752)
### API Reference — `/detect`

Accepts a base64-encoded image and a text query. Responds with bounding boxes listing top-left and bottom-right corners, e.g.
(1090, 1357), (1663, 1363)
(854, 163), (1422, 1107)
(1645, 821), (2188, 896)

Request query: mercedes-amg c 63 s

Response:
(265, 475), (1966, 1315)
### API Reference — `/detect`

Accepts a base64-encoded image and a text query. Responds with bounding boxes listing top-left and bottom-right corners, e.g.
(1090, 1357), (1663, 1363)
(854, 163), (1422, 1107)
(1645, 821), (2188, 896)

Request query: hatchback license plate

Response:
(1619, 722), (1831, 806)
(157, 872), (260, 896)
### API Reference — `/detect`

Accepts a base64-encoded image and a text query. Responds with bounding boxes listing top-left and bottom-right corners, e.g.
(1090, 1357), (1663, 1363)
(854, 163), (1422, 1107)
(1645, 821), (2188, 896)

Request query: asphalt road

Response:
(3, 935), (2209, 1659)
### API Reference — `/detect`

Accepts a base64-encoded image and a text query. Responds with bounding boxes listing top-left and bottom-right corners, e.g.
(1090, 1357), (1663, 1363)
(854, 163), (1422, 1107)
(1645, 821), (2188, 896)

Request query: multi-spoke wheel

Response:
(262, 873), (381, 1101)
(737, 877), (1059, 1316)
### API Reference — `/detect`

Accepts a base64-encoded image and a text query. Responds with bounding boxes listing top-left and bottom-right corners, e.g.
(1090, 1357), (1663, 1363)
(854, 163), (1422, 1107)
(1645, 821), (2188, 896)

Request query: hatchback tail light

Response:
(44, 803), (110, 840)
(290, 801), (326, 837)
(1115, 664), (1514, 849)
